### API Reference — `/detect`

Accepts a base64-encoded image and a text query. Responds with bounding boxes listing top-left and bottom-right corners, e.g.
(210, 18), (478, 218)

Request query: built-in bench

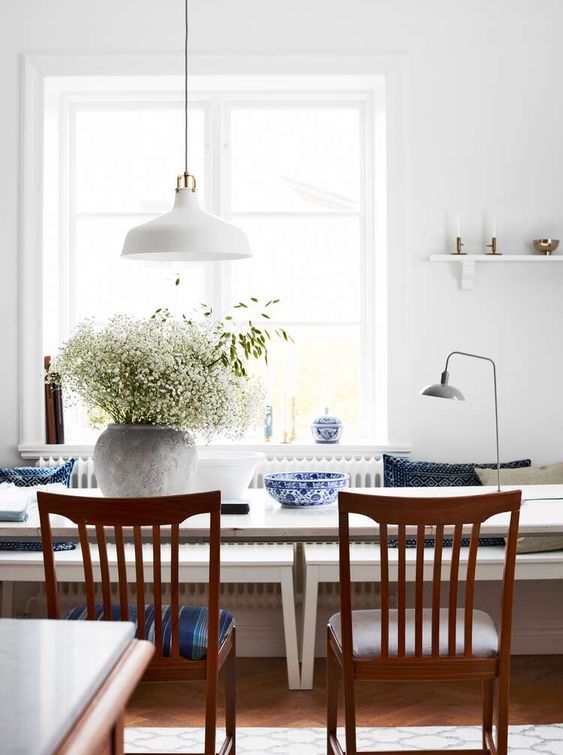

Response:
(3, 485), (563, 689)
(0, 541), (301, 689)
(300, 541), (563, 689)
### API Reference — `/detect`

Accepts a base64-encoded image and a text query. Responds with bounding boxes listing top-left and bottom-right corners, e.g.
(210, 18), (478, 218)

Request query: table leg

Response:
(300, 565), (319, 690)
(1, 582), (14, 618)
(280, 567), (301, 690)
(111, 715), (125, 755)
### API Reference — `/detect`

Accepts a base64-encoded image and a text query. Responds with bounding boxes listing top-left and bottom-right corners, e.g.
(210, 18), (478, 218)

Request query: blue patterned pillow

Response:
(383, 454), (531, 488)
(0, 458), (75, 488)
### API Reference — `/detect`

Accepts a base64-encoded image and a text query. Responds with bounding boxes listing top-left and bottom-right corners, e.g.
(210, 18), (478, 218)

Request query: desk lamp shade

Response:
(420, 372), (465, 401)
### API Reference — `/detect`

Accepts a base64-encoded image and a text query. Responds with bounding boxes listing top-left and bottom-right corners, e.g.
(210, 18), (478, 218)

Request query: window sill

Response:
(18, 441), (411, 460)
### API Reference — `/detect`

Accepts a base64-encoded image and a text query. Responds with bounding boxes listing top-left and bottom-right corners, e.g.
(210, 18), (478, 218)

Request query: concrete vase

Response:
(93, 424), (197, 497)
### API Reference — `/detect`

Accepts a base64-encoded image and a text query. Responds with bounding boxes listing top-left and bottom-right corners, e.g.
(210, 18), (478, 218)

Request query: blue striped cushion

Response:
(66, 604), (234, 661)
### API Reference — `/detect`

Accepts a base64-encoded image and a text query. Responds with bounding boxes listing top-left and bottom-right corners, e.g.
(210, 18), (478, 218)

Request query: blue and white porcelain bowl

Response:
(264, 471), (350, 507)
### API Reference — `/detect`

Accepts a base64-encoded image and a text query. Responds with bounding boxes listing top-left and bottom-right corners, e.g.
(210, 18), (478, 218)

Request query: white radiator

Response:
(38, 455), (383, 490)
(38, 456), (97, 488)
(24, 574), (380, 621)
(252, 456), (382, 488)
(25, 581), (285, 617)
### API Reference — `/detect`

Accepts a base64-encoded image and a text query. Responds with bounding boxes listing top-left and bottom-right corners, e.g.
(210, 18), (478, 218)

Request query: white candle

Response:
(287, 344), (297, 396)
(455, 214), (461, 238)
(491, 214), (497, 238)
(265, 363), (273, 402)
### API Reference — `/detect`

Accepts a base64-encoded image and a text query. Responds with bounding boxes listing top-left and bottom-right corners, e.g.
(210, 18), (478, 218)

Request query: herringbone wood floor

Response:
(126, 656), (563, 728)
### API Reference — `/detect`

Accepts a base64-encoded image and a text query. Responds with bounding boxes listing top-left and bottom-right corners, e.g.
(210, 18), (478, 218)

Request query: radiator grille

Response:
(252, 456), (381, 488)
(38, 456), (97, 489)
(24, 578), (380, 619)
(38, 455), (382, 489)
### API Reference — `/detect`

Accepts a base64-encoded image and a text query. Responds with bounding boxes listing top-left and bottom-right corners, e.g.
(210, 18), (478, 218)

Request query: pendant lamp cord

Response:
(184, 0), (189, 175)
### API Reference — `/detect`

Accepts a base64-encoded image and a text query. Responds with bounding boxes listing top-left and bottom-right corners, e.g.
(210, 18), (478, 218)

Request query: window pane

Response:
(229, 216), (360, 322)
(230, 105), (360, 213)
(51, 86), (373, 443)
(73, 216), (206, 324)
(75, 104), (205, 213)
(246, 325), (361, 440)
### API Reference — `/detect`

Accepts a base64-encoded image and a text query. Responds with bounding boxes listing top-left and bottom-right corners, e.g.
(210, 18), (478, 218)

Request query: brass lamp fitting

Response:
(176, 172), (197, 192)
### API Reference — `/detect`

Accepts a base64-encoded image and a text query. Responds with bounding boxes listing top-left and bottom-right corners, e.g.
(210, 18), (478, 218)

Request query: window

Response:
(26, 63), (394, 448)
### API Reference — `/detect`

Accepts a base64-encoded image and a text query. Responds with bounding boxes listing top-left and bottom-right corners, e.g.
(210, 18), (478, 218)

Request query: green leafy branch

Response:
(211, 297), (291, 378)
(152, 278), (292, 378)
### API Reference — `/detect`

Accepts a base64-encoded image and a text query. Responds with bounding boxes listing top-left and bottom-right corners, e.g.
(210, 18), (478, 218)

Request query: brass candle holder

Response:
(451, 236), (466, 255)
(281, 396), (297, 443)
(287, 397), (297, 443)
(486, 236), (501, 255)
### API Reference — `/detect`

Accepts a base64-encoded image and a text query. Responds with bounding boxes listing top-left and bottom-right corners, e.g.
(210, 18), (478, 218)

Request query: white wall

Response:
(1, 0), (563, 464)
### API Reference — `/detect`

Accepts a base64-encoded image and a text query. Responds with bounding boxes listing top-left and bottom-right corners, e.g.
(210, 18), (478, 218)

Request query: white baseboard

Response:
(511, 620), (563, 654)
(233, 623), (289, 657)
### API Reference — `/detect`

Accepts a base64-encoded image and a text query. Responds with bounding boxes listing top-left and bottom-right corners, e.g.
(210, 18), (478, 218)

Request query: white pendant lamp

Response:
(121, 0), (251, 262)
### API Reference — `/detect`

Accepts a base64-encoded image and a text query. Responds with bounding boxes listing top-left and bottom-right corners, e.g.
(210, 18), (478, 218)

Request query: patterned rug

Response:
(125, 724), (563, 753)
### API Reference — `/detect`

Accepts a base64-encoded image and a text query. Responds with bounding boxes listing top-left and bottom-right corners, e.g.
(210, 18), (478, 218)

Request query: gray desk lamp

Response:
(420, 351), (501, 492)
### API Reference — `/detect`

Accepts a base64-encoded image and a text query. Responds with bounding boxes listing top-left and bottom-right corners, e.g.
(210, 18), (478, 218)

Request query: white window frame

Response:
(18, 52), (411, 458)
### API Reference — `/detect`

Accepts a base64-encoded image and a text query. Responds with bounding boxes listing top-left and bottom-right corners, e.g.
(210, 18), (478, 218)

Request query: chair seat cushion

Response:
(328, 608), (498, 658)
(66, 604), (235, 661)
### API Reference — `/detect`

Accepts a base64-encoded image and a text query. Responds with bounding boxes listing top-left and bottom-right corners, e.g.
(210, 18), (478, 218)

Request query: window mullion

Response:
(359, 97), (372, 440)
(202, 98), (215, 307)
(60, 97), (74, 342)
(208, 97), (232, 316)
(219, 98), (234, 315)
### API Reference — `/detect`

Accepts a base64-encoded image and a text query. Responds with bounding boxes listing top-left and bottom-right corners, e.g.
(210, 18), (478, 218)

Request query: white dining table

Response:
(1, 484), (563, 540)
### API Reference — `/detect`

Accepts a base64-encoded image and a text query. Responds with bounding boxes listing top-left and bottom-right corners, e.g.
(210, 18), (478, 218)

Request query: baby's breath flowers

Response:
(51, 314), (266, 440)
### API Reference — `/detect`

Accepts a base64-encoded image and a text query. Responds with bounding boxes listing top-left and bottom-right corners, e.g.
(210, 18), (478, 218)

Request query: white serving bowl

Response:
(190, 450), (265, 500)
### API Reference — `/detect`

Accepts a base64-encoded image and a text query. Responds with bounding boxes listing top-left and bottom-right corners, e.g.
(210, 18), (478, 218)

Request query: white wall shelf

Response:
(429, 254), (563, 290)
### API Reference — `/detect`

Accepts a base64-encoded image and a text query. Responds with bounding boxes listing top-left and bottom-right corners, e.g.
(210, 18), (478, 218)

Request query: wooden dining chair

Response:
(37, 490), (235, 755)
(327, 489), (521, 755)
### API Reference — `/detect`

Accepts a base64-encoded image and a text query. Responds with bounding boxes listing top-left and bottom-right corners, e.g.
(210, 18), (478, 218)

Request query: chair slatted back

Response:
(37, 491), (221, 661)
(338, 490), (521, 660)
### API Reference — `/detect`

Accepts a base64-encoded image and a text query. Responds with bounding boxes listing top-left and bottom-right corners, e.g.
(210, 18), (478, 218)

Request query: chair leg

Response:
(496, 664), (510, 755)
(204, 655), (219, 755)
(224, 629), (236, 755)
(326, 630), (339, 753)
(481, 679), (494, 751)
(342, 652), (357, 755)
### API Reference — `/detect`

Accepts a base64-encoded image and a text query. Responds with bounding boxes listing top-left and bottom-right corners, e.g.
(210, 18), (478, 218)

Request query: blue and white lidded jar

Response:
(311, 408), (343, 444)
